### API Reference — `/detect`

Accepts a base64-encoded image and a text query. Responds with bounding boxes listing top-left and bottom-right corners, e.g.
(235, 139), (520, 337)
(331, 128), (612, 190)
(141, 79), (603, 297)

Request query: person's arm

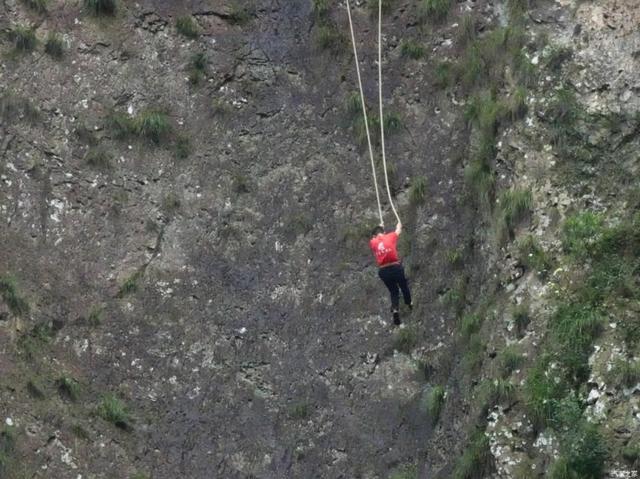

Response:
(395, 221), (402, 236)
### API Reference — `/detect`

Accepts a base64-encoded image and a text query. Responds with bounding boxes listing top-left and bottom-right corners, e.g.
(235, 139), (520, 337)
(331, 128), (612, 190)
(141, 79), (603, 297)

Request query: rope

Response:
(345, 0), (384, 227)
(377, 0), (401, 224)
(345, 0), (401, 227)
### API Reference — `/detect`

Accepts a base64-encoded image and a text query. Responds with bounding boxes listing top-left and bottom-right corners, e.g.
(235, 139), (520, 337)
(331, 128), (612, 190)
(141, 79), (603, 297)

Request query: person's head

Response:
(371, 225), (384, 237)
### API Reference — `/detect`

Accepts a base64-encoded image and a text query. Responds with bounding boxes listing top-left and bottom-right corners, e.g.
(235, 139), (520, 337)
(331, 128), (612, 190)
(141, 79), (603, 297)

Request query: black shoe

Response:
(392, 310), (401, 325)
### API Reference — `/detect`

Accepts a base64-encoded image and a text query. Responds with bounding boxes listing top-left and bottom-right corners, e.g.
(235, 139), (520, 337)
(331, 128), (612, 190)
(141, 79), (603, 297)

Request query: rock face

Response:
(2, 0), (639, 477)
(0, 1), (479, 477)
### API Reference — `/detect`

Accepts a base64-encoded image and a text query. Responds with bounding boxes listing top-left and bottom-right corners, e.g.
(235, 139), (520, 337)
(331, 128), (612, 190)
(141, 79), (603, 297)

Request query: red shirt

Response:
(369, 232), (400, 266)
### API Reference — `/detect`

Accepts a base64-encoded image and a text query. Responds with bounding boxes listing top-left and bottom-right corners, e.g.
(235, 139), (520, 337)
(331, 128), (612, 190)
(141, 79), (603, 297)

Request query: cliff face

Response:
(0, 0), (638, 478)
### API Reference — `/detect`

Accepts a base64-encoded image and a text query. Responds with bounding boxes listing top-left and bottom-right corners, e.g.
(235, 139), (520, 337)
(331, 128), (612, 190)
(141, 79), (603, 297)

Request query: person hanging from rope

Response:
(370, 222), (412, 326)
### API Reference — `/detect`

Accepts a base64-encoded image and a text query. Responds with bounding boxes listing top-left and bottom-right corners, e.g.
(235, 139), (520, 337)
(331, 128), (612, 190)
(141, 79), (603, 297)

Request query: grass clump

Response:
(85, 147), (112, 169)
(418, 0), (453, 23)
(460, 313), (482, 340)
(174, 135), (192, 160)
(524, 355), (569, 430)
(549, 422), (607, 479)
(10, 25), (37, 52)
(390, 464), (418, 479)
(17, 323), (53, 360)
(313, 0), (331, 18)
(44, 33), (65, 59)
(452, 428), (491, 479)
(545, 45), (573, 73)
(409, 176), (427, 204)
(117, 271), (142, 298)
(500, 344), (524, 377)
(289, 402), (311, 420)
(513, 303), (530, 337)
(97, 394), (130, 429)
(107, 111), (136, 139)
(561, 211), (603, 260)
(227, 3), (252, 25)
(457, 14), (476, 47)
(425, 385), (445, 424)
(135, 111), (171, 144)
(315, 24), (346, 54)
(394, 326), (418, 354)
(0, 276), (30, 316)
(21, 0), (48, 13)
(0, 426), (16, 471)
(400, 39), (425, 60)
(188, 52), (208, 85)
(434, 61), (453, 89)
(176, 16), (199, 38)
(495, 188), (532, 242)
(610, 358), (640, 389)
(516, 235), (551, 278)
(84, 0), (116, 16)
(57, 376), (81, 401)
(465, 158), (494, 208)
(87, 305), (103, 326)
(368, 0), (394, 16)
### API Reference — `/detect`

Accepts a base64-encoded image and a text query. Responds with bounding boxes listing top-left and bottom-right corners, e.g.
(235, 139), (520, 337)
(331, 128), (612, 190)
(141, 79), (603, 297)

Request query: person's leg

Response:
(396, 265), (412, 307)
(378, 267), (400, 311)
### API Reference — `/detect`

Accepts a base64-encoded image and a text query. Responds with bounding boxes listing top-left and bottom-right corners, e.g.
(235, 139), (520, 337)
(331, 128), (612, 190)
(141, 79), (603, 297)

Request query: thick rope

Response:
(345, 0), (384, 227)
(377, 0), (401, 224)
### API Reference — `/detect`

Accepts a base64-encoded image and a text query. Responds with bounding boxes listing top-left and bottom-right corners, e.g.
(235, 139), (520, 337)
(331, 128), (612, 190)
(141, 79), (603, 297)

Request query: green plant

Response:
(506, 0), (532, 22)
(232, 173), (250, 194)
(550, 302), (602, 384)
(460, 313), (482, 339)
(610, 358), (640, 388)
(389, 464), (418, 479)
(622, 441), (640, 463)
(107, 111), (136, 139)
(315, 24), (346, 53)
(547, 87), (581, 147)
(97, 394), (130, 429)
(0, 276), (30, 316)
(11, 25), (37, 52)
(551, 422), (607, 479)
(446, 248), (464, 268)
(27, 379), (46, 399)
(452, 428), (490, 479)
(506, 86), (527, 121)
(463, 334), (484, 374)
(524, 355), (568, 430)
(17, 323), (53, 360)
(495, 188), (532, 242)
(0, 426), (16, 470)
(384, 112), (402, 132)
(174, 136), (192, 159)
(500, 344), (524, 377)
(188, 52), (208, 85)
(84, 0), (117, 16)
(394, 326), (418, 354)
(434, 61), (453, 89)
(289, 402), (311, 420)
(176, 16), (199, 38)
(513, 303), (530, 337)
(117, 271), (141, 298)
(57, 376), (81, 401)
(464, 159), (494, 207)
(21, 0), (48, 13)
(135, 111), (171, 144)
(545, 45), (573, 73)
(227, 3), (251, 25)
(409, 176), (427, 204)
(457, 14), (476, 46)
(516, 235), (551, 277)
(44, 33), (64, 58)
(425, 385), (445, 424)
(87, 305), (102, 326)
(561, 212), (604, 259)
(486, 378), (516, 404)
(163, 192), (181, 213)
(400, 40), (425, 60)
(313, 0), (331, 18)
(418, 0), (453, 23)
(85, 147), (112, 169)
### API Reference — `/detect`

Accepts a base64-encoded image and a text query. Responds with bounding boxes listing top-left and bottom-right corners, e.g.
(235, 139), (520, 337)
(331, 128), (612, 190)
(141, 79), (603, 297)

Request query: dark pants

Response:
(378, 264), (411, 311)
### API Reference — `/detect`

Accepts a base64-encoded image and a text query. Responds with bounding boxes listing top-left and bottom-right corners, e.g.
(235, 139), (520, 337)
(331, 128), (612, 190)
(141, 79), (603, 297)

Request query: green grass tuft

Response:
(57, 376), (81, 401)
(117, 271), (141, 298)
(516, 235), (551, 278)
(21, 0), (48, 13)
(368, 0), (394, 16)
(0, 276), (30, 316)
(44, 33), (65, 58)
(495, 188), (532, 242)
(313, 0), (331, 18)
(390, 464), (418, 479)
(452, 428), (491, 479)
(289, 402), (312, 420)
(457, 14), (476, 47)
(174, 135), (192, 160)
(500, 344), (524, 377)
(227, 3), (252, 25)
(434, 61), (453, 89)
(97, 394), (130, 429)
(0, 426), (16, 470)
(409, 176), (427, 204)
(425, 385), (445, 424)
(460, 313), (482, 339)
(418, 0), (453, 23)
(87, 305), (103, 326)
(85, 147), (112, 169)
(561, 211), (604, 260)
(84, 0), (116, 16)
(400, 39), (425, 60)
(394, 326), (418, 354)
(176, 16), (199, 38)
(315, 24), (346, 54)
(10, 25), (37, 52)
(134, 111), (171, 144)
(610, 358), (640, 389)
